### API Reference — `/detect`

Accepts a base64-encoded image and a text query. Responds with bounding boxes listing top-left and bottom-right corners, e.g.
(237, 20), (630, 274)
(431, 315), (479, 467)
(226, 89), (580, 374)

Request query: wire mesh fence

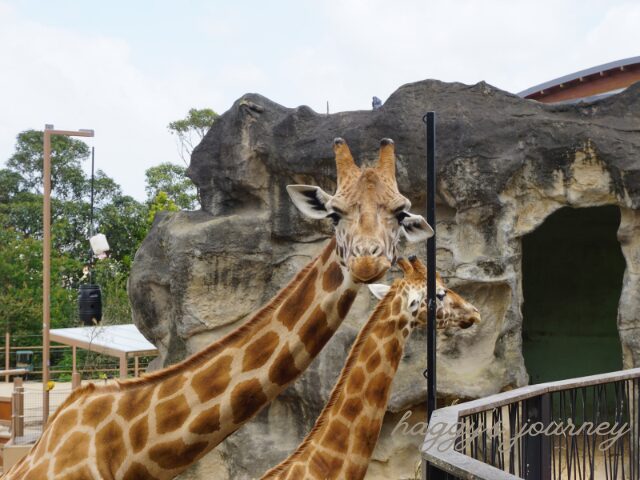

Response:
(0, 334), (156, 382)
(11, 384), (73, 445)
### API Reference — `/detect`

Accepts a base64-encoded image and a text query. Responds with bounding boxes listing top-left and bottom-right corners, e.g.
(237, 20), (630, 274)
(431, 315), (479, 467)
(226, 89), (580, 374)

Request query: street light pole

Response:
(42, 125), (94, 424)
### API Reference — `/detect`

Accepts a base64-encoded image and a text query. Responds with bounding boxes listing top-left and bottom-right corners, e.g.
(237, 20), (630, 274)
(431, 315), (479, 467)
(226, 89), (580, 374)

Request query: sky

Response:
(1, 0), (639, 200)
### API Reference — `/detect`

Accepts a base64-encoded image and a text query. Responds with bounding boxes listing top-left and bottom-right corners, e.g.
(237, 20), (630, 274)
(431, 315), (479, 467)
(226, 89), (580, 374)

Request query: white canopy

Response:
(50, 324), (158, 379)
(50, 324), (157, 357)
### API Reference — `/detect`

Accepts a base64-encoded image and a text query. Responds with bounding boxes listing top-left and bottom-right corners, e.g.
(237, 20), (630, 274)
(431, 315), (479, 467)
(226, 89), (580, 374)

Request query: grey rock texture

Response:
(128, 79), (640, 479)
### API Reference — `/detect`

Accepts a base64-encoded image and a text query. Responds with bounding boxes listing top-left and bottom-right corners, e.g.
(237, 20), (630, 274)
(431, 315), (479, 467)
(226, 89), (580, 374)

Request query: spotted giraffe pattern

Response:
(3, 241), (361, 480)
(4, 138), (436, 479)
(435, 272), (482, 330)
(262, 257), (481, 480)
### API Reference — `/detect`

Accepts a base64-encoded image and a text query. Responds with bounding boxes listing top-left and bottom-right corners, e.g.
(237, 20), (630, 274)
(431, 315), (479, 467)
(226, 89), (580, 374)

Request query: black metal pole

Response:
(89, 146), (95, 284)
(424, 112), (437, 422)
(90, 146), (95, 239)
(423, 112), (441, 480)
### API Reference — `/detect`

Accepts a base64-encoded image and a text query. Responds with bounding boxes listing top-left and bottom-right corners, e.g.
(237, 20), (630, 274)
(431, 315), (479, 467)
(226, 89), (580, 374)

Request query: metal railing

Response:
(422, 368), (640, 479)
(0, 339), (156, 382)
(9, 377), (74, 444)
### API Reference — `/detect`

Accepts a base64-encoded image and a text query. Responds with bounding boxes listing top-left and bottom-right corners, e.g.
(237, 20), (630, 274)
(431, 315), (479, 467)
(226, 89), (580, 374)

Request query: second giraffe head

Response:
(368, 256), (482, 330)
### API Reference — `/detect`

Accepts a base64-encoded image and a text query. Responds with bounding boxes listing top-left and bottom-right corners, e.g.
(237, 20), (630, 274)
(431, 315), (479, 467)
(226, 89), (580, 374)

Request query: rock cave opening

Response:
(522, 205), (625, 384)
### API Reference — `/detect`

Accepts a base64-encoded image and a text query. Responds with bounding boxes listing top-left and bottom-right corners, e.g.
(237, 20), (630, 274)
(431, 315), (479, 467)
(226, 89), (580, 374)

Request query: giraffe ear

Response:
(368, 283), (391, 300)
(287, 185), (333, 219)
(400, 213), (434, 243)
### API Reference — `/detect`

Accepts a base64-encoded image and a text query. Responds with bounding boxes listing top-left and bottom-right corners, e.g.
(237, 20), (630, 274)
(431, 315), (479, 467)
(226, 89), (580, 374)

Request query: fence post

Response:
(12, 376), (24, 440)
(119, 355), (128, 379)
(72, 372), (81, 390)
(523, 393), (551, 480)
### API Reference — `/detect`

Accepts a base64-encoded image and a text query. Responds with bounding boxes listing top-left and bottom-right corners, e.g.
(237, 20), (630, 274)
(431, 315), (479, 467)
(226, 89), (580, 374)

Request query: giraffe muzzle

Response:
(348, 256), (391, 283)
(460, 312), (482, 329)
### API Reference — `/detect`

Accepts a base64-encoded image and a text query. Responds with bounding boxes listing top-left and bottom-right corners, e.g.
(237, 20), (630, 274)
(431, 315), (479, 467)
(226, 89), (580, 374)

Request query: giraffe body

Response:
(262, 257), (480, 480)
(5, 241), (359, 480)
(3, 138), (435, 479)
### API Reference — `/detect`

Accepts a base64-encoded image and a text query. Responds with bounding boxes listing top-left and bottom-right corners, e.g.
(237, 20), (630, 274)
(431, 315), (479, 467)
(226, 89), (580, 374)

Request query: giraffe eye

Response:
(328, 212), (341, 225)
(409, 298), (420, 313)
(395, 211), (409, 223)
(436, 289), (447, 301)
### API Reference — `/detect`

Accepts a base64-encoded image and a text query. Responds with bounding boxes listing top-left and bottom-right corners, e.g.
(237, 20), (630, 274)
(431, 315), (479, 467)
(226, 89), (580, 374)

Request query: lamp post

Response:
(42, 125), (94, 423)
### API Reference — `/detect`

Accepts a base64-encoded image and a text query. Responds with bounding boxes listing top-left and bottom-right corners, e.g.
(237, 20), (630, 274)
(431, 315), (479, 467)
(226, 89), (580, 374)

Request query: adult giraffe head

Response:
(287, 138), (433, 283)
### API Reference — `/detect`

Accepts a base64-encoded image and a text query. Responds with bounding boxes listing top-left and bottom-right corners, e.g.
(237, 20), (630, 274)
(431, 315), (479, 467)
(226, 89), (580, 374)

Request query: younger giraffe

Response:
(262, 256), (480, 480)
(3, 138), (434, 480)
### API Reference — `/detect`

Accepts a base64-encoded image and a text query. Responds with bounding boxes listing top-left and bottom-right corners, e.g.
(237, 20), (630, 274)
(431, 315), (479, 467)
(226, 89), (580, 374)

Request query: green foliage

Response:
(90, 258), (133, 324)
(145, 162), (197, 210)
(7, 130), (90, 200)
(1, 114), (216, 369)
(147, 191), (180, 226)
(167, 107), (218, 164)
(0, 129), (145, 346)
(0, 228), (83, 338)
(168, 107), (219, 139)
(97, 195), (148, 267)
(0, 169), (24, 203)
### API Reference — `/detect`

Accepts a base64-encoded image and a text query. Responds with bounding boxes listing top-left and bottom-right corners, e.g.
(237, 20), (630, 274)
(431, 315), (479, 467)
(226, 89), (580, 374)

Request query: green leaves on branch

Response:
(147, 191), (180, 226)
(168, 107), (219, 165)
(2, 105), (215, 335)
(145, 163), (197, 210)
(7, 130), (90, 200)
(0, 228), (84, 334)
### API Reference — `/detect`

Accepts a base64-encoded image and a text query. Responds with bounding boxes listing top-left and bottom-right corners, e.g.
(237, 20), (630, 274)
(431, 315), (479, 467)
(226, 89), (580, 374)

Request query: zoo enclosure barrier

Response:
(10, 377), (74, 444)
(0, 333), (156, 382)
(422, 368), (640, 480)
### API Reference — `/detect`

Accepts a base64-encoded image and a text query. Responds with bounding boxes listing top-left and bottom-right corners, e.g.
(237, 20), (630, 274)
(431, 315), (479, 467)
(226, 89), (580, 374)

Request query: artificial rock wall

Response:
(128, 80), (640, 479)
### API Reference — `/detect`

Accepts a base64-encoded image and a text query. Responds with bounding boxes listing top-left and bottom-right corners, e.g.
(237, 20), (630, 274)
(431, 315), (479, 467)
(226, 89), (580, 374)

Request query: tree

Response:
(144, 163), (197, 210)
(97, 195), (148, 267)
(1, 130), (144, 260)
(167, 108), (219, 165)
(0, 126), (205, 350)
(0, 169), (25, 204)
(147, 191), (179, 226)
(0, 228), (83, 338)
(7, 130), (89, 201)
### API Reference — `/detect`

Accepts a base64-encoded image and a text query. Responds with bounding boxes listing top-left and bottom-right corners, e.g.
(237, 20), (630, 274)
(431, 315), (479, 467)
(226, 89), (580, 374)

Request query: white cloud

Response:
(0, 3), (213, 200)
(1, 0), (638, 201)
(582, 2), (640, 65)
(264, 0), (639, 111)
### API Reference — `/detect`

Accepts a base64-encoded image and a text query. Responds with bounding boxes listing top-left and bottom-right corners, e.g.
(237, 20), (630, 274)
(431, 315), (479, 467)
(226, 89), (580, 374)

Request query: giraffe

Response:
(434, 272), (481, 330)
(3, 138), (435, 480)
(261, 256), (480, 480)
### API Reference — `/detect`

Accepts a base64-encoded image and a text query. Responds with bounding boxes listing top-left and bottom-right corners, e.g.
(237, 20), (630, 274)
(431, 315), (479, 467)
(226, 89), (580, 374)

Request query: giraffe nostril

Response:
(352, 244), (383, 257)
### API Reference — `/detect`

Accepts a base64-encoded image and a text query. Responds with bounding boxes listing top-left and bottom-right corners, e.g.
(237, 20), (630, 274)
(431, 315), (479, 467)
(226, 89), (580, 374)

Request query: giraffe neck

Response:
(179, 237), (359, 444)
(263, 288), (410, 480)
(4, 238), (362, 480)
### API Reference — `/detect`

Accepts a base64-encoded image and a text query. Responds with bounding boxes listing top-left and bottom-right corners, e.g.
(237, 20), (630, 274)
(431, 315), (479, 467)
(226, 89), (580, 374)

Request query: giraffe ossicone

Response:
(4, 138), (434, 480)
(261, 257), (481, 480)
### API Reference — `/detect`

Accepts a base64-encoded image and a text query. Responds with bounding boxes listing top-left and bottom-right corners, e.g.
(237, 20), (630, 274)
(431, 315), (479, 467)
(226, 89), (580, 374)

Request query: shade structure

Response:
(49, 324), (157, 380)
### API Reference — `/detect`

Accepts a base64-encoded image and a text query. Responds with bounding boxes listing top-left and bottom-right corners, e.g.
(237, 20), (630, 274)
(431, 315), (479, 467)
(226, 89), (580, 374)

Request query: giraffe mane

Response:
(48, 242), (332, 424)
(264, 279), (401, 477)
